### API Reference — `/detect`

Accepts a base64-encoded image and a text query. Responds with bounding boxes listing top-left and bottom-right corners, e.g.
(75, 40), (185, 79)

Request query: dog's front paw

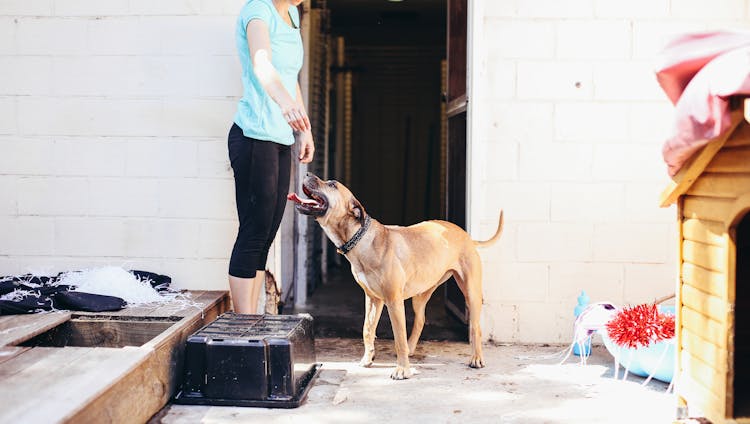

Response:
(390, 366), (413, 380)
(469, 356), (485, 369)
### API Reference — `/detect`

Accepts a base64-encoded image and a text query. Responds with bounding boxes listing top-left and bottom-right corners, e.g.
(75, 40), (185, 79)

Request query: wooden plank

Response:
(145, 293), (229, 353)
(677, 370), (726, 424)
(683, 239), (727, 273)
(683, 195), (735, 223)
(681, 328), (727, 368)
(75, 304), (160, 319)
(682, 217), (725, 246)
(681, 350), (727, 402)
(144, 292), (206, 318)
(0, 345), (87, 379)
(0, 346), (29, 366)
(68, 292), (230, 424)
(687, 172), (750, 199)
(676, 199), (685, 403)
(726, 208), (739, 418)
(0, 290), (229, 424)
(660, 109), (744, 207)
(68, 319), (177, 348)
(725, 114), (750, 146)
(682, 262), (728, 299)
(682, 284), (728, 323)
(73, 291), (225, 319)
(0, 311), (72, 347)
(0, 346), (151, 423)
(680, 350), (728, 417)
(72, 291), (227, 320)
(681, 305), (726, 348)
(146, 290), (228, 318)
(705, 146), (750, 172)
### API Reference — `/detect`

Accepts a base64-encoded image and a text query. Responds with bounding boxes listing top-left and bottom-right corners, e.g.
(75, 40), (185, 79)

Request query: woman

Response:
(228, 0), (314, 313)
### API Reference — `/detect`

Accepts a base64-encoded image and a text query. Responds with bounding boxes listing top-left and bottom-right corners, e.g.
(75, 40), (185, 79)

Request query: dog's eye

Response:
(327, 180), (338, 188)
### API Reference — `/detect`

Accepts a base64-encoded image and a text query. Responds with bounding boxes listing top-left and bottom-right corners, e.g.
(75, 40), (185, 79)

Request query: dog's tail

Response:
(474, 210), (504, 248)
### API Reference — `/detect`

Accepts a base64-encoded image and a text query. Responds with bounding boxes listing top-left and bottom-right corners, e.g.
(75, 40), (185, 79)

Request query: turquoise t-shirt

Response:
(234, 0), (303, 146)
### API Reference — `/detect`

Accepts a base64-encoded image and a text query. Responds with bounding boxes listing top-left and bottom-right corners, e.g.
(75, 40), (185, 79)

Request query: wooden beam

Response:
(660, 110), (745, 207)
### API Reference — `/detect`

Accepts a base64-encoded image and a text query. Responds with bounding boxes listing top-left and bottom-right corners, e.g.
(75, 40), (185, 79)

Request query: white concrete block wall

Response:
(0, 0), (251, 290)
(474, 0), (750, 342)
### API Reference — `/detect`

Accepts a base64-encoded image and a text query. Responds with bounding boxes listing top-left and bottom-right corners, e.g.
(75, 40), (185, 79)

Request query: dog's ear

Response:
(349, 198), (365, 224)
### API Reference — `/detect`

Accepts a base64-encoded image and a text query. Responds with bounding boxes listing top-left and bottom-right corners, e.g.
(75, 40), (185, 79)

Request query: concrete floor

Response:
(152, 267), (677, 424)
(152, 339), (675, 423)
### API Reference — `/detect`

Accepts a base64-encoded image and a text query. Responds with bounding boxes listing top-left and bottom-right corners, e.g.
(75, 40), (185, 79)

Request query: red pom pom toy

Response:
(605, 303), (675, 348)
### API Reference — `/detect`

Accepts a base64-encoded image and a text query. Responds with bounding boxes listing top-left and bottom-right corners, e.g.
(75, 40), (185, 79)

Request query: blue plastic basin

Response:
(600, 305), (675, 383)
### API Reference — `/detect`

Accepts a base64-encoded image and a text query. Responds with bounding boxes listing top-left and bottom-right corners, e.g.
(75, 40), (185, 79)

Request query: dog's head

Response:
(287, 173), (366, 227)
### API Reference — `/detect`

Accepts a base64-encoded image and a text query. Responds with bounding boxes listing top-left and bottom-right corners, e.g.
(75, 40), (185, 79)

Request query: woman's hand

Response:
(296, 130), (315, 163)
(279, 99), (311, 133)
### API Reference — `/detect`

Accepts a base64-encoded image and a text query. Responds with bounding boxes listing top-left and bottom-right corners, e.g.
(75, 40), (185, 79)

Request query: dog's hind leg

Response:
(360, 294), (384, 367)
(454, 263), (485, 369)
(408, 286), (439, 356)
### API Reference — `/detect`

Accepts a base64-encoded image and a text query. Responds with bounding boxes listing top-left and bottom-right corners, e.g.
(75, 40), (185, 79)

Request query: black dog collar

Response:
(337, 215), (372, 255)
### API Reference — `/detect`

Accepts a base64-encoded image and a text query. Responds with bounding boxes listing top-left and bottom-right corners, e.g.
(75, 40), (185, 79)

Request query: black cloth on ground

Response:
(0, 270), (172, 315)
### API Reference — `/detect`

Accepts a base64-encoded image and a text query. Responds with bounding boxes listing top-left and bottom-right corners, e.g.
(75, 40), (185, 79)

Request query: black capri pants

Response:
(228, 123), (291, 279)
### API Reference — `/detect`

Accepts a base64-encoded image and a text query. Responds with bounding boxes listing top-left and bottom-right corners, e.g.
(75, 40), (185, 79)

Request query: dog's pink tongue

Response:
(287, 193), (317, 205)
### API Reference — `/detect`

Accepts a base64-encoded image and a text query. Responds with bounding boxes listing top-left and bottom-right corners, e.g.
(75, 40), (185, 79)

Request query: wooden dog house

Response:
(660, 104), (750, 423)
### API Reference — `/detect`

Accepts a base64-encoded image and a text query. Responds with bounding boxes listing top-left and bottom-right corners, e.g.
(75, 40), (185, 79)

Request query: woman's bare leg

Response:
(228, 270), (265, 314)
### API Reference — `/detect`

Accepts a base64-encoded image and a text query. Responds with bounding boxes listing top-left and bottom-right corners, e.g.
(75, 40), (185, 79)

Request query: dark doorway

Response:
(331, 0), (445, 225)
(735, 212), (749, 418)
(295, 0), (467, 342)
(443, 0), (468, 323)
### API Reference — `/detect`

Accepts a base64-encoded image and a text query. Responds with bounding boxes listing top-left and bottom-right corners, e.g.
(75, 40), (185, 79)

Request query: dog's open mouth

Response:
(287, 184), (328, 216)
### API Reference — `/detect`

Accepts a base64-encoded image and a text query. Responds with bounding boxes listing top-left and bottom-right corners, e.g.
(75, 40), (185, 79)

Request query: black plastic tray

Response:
(173, 363), (322, 408)
(173, 313), (320, 408)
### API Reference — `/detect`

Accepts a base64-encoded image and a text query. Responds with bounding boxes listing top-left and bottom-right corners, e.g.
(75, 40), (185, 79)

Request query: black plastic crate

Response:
(173, 313), (321, 408)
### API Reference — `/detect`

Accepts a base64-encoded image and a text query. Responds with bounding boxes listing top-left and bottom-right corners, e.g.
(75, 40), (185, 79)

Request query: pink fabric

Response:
(656, 32), (750, 176)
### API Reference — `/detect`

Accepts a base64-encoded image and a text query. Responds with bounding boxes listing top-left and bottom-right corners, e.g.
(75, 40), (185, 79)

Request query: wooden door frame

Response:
(284, 0), (482, 309)
(444, 0), (482, 322)
(465, 0), (483, 239)
(447, 0), (484, 237)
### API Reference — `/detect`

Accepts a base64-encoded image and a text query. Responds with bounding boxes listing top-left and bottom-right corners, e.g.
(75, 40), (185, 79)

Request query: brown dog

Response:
(288, 173), (503, 379)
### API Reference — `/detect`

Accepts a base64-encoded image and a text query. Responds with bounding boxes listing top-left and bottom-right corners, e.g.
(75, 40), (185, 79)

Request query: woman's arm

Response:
(295, 82), (314, 163)
(246, 19), (310, 132)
